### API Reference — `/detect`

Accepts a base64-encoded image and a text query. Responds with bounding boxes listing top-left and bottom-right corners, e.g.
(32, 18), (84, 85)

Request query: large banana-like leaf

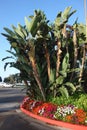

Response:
(55, 12), (62, 27)
(59, 86), (69, 99)
(12, 25), (25, 39)
(56, 76), (64, 85)
(62, 53), (69, 71)
(3, 27), (15, 36)
(6, 50), (17, 57)
(25, 10), (48, 37)
(54, 6), (76, 33)
(3, 62), (15, 71)
(59, 70), (67, 78)
(64, 82), (76, 92)
(25, 17), (31, 32)
(25, 15), (39, 37)
(77, 23), (86, 44)
(67, 68), (80, 73)
(1, 33), (13, 39)
(2, 56), (14, 61)
(2, 27), (18, 39)
(20, 63), (32, 72)
(62, 6), (72, 18)
(18, 55), (26, 63)
(62, 6), (76, 22)
(78, 23), (86, 34)
(49, 69), (56, 83)
(18, 23), (28, 38)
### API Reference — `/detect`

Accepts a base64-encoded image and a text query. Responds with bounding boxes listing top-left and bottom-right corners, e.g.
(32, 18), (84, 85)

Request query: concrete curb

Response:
(20, 104), (87, 130)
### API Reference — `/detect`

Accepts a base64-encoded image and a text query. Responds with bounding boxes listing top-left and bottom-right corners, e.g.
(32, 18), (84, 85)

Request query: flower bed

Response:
(20, 97), (87, 130)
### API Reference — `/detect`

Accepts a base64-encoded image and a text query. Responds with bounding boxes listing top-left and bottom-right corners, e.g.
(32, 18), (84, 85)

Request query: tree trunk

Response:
(27, 41), (46, 101)
(62, 24), (69, 53)
(70, 29), (78, 81)
(79, 0), (87, 82)
(56, 40), (62, 77)
(55, 40), (62, 97)
(79, 45), (86, 82)
(73, 29), (78, 67)
(44, 43), (50, 81)
(30, 57), (46, 101)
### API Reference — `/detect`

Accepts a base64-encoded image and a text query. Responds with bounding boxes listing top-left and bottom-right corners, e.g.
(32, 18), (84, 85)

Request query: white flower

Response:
(54, 104), (77, 119)
(85, 120), (87, 124)
(39, 107), (45, 115)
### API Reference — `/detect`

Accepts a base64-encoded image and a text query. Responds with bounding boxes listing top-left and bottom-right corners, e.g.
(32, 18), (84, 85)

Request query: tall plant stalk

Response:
(28, 42), (46, 101)
(70, 27), (78, 81)
(73, 28), (78, 68)
(79, 0), (87, 82)
(43, 42), (50, 81)
(79, 45), (86, 82)
(62, 24), (69, 53)
(56, 39), (62, 77)
(30, 58), (46, 101)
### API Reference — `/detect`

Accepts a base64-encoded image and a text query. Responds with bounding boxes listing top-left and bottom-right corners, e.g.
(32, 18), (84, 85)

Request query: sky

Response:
(0, 0), (86, 80)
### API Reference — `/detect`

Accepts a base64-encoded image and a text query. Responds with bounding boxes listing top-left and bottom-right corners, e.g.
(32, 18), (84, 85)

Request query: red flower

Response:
(22, 97), (87, 125)
(65, 115), (72, 122)
(74, 109), (87, 124)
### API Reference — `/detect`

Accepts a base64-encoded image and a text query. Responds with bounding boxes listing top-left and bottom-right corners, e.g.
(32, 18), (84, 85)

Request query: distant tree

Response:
(0, 76), (2, 82)
(4, 75), (15, 84)
(3, 73), (21, 84)
(4, 77), (10, 83)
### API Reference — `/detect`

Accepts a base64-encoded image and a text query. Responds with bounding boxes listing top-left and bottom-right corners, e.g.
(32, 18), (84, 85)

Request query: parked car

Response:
(0, 82), (14, 88)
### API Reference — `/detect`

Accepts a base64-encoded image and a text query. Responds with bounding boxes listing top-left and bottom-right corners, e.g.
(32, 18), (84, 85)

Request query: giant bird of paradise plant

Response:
(2, 7), (87, 101)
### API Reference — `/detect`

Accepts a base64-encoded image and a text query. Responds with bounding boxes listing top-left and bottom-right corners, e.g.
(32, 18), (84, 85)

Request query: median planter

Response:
(20, 97), (87, 130)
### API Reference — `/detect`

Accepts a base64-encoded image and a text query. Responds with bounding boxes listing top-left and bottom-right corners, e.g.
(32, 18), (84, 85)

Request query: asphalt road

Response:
(0, 87), (70, 130)
(0, 87), (26, 112)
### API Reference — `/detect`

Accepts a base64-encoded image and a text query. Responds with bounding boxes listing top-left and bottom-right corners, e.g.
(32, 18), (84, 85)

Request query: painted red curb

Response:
(20, 105), (87, 130)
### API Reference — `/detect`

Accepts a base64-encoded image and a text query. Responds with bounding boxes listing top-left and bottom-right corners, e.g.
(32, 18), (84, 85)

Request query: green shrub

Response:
(48, 93), (87, 112)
